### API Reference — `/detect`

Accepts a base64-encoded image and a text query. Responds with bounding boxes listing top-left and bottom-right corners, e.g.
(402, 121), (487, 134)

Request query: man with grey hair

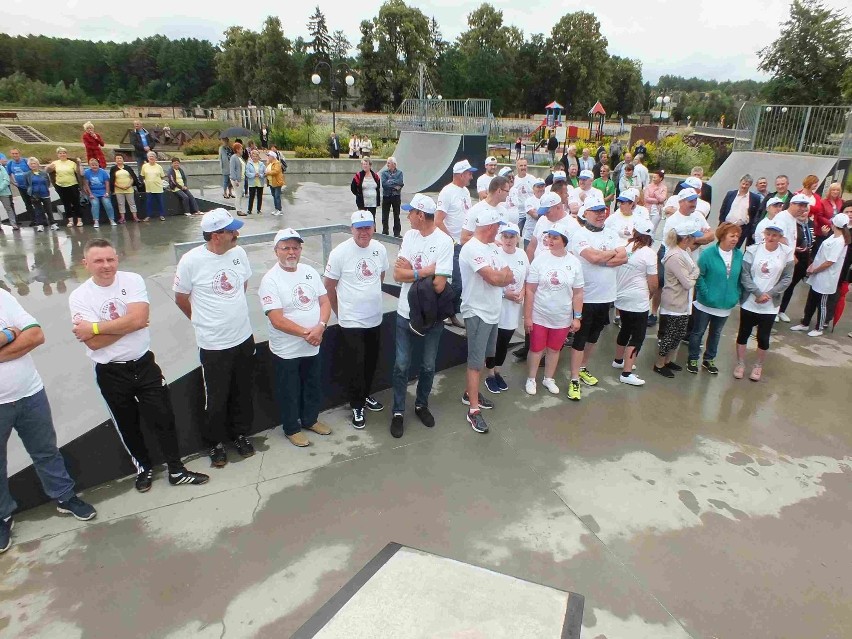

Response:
(380, 156), (404, 237)
(720, 174), (761, 247)
(674, 166), (712, 204)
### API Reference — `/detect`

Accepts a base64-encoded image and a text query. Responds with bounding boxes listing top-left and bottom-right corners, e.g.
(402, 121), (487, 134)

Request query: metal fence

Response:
(394, 98), (492, 135)
(734, 103), (852, 158)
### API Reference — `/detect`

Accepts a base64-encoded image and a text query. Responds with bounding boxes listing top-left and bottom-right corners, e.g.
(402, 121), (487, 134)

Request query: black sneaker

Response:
(233, 435), (255, 458)
(494, 372), (509, 391)
(654, 365), (675, 378)
(352, 407), (366, 429)
(702, 359), (719, 375)
(512, 347), (528, 360)
(135, 468), (154, 493)
(665, 362), (683, 372)
(0, 517), (13, 554)
(209, 444), (228, 468)
(466, 410), (489, 433)
(647, 314), (658, 327)
(462, 392), (494, 409)
(168, 469), (210, 486)
(390, 413), (404, 438)
(364, 396), (384, 412)
(56, 496), (97, 521)
(414, 405), (435, 428)
(686, 359), (699, 374)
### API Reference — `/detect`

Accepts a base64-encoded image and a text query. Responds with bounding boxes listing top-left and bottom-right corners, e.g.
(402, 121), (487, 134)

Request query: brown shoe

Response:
(305, 421), (332, 436)
(286, 432), (311, 447)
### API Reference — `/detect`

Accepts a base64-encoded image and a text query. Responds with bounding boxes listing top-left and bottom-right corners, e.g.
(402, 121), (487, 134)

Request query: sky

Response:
(4, 0), (848, 84)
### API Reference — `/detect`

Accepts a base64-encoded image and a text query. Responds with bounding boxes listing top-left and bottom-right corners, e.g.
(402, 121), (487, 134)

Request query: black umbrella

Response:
(219, 127), (254, 139)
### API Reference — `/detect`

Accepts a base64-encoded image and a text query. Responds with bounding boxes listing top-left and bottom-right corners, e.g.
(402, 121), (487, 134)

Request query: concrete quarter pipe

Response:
(384, 131), (487, 194)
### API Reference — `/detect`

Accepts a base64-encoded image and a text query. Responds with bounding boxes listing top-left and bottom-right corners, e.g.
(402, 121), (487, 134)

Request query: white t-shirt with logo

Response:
(173, 245), (253, 350)
(741, 243), (794, 314)
(808, 235), (848, 295)
(499, 247), (529, 330)
(604, 211), (641, 247)
(258, 263), (327, 359)
(663, 211), (711, 258)
(567, 187), (604, 207)
(459, 237), (505, 325)
(696, 198), (710, 219)
(397, 228), (455, 320)
(476, 173), (495, 194)
(436, 183), (472, 243)
(531, 214), (581, 257)
(571, 227), (621, 304)
(462, 201), (500, 234)
(753, 211), (797, 247)
(502, 189), (521, 226)
(324, 238), (388, 328)
(0, 290), (43, 404)
(527, 251), (584, 328)
(512, 174), (537, 205)
(69, 272), (150, 364)
(615, 245), (658, 312)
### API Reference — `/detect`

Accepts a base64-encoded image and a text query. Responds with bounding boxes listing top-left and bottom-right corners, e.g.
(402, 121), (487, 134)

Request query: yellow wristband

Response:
(92, 322), (100, 335)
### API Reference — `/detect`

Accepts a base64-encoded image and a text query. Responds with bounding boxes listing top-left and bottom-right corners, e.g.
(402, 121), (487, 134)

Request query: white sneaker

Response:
(790, 324), (809, 331)
(778, 312), (791, 322)
(807, 329), (823, 337)
(619, 373), (646, 386)
(184, 212), (192, 217)
(524, 378), (537, 395)
(541, 377), (560, 394)
(110, 220), (117, 226)
(36, 225), (44, 232)
(774, 315), (779, 323)
(611, 360), (636, 370)
(50, 223), (59, 231)
(93, 222), (99, 228)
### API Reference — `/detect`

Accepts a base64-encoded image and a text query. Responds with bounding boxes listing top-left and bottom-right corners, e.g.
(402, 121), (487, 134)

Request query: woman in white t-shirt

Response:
(523, 224), (584, 395)
(613, 219), (658, 386)
(735, 226), (794, 381)
(791, 213), (851, 337)
(484, 224), (529, 394)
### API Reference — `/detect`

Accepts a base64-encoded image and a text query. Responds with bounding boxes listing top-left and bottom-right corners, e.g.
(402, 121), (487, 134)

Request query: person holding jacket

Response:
(244, 149), (266, 215)
(229, 142), (247, 216)
(719, 174), (761, 248)
(82, 122), (106, 168)
(380, 157), (404, 237)
(351, 158), (381, 220)
(130, 120), (156, 169)
(167, 158), (199, 216)
(265, 151), (285, 216)
(686, 222), (743, 375)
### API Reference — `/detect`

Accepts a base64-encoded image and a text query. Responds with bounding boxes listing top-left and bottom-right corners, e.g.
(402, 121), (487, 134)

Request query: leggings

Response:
(485, 328), (516, 369)
(31, 197), (51, 226)
(736, 308), (775, 350)
(247, 186), (263, 213)
(146, 192), (166, 218)
(658, 314), (689, 357)
(55, 183), (81, 221)
(779, 254), (809, 313)
(801, 287), (831, 329)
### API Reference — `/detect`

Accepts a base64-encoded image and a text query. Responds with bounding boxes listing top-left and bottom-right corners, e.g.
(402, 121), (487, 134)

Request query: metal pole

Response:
(797, 106), (812, 153)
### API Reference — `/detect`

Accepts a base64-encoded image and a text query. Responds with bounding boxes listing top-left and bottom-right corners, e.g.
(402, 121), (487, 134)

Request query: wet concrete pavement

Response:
(1, 175), (851, 638)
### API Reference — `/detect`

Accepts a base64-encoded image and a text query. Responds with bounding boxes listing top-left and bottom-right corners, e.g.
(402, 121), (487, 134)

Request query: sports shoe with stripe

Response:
(168, 469), (210, 486)
(135, 468), (154, 492)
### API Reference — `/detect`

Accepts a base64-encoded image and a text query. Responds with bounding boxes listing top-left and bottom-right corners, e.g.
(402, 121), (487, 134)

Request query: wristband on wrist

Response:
(573, 311), (583, 319)
(92, 322), (100, 335)
(1, 328), (14, 344)
(413, 269), (419, 281)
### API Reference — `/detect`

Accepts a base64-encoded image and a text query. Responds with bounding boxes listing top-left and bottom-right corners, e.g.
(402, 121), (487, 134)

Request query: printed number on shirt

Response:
(233, 258), (241, 266)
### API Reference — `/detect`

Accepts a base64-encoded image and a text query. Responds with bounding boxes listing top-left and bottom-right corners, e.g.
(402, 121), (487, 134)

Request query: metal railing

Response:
(394, 98), (492, 135)
(734, 103), (852, 158)
(174, 224), (403, 265)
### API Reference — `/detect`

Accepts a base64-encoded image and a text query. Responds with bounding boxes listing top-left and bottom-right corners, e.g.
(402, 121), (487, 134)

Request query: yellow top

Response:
(141, 163), (164, 194)
(53, 159), (79, 187)
(114, 168), (134, 194)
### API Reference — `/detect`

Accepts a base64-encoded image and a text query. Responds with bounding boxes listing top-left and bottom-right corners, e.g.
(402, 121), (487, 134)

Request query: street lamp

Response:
(312, 62), (355, 134)
(655, 94), (670, 122)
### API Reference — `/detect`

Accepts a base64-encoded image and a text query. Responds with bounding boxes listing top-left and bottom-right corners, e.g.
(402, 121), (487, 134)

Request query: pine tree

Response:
(307, 6), (331, 62)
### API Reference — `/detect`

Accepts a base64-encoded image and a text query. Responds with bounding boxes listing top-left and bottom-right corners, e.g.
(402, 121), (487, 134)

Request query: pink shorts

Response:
(529, 324), (570, 352)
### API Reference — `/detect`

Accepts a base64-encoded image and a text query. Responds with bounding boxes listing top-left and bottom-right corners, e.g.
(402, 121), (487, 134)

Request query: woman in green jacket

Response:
(687, 222), (743, 374)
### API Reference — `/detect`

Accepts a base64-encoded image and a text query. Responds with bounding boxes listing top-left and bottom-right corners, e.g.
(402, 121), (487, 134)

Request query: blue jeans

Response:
(273, 353), (321, 436)
(392, 313), (444, 413)
(146, 192), (166, 218)
(0, 388), (76, 519)
(451, 244), (462, 315)
(90, 195), (115, 223)
(688, 307), (729, 362)
(222, 174), (230, 192)
(270, 186), (282, 211)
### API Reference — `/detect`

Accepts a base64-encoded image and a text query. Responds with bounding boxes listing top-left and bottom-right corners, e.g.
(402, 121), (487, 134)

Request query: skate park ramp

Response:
(708, 151), (839, 222)
(383, 131), (474, 194)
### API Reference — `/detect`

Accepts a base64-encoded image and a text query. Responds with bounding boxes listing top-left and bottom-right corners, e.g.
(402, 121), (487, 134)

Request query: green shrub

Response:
(294, 146), (328, 158)
(645, 135), (713, 175)
(181, 138), (220, 156)
(271, 121), (347, 151)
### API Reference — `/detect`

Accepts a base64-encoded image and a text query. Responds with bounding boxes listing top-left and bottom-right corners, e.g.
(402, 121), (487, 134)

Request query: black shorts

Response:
(615, 309), (649, 350)
(572, 302), (610, 351)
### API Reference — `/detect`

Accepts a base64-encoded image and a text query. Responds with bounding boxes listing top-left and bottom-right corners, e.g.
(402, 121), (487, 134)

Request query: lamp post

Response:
(655, 94), (671, 122)
(311, 62), (355, 135)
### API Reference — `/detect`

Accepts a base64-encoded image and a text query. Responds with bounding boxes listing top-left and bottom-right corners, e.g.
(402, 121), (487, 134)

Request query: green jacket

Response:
(695, 243), (743, 310)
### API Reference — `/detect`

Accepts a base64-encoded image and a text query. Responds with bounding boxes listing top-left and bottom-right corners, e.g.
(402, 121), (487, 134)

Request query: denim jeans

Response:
(273, 353), (321, 435)
(222, 174), (230, 192)
(270, 186), (282, 211)
(145, 192), (166, 218)
(0, 388), (76, 519)
(392, 313), (444, 413)
(90, 195), (115, 223)
(688, 307), (729, 362)
(451, 243), (463, 315)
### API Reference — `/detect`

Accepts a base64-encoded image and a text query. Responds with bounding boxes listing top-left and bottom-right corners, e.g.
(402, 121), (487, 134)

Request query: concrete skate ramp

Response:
(708, 151), (839, 222)
(386, 131), (463, 194)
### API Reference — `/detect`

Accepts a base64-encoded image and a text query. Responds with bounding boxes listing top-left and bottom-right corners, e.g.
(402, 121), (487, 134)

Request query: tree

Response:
(216, 26), (260, 104)
(428, 17), (446, 61)
(356, 19), (386, 111)
(606, 56), (643, 117)
(331, 30), (352, 61)
(758, 0), (851, 104)
(371, 0), (432, 106)
(256, 17), (298, 106)
(547, 12), (611, 116)
(307, 6), (332, 63)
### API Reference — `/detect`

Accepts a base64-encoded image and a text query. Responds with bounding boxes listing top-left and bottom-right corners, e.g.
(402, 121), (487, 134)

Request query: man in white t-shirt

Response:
(1, 292), (96, 553)
(754, 194), (801, 247)
(567, 200), (627, 401)
(259, 228), (333, 448)
(521, 178), (547, 246)
(459, 208), (513, 433)
(476, 156), (498, 199)
(526, 191), (580, 261)
(662, 188), (714, 257)
(680, 176), (711, 219)
(461, 175), (510, 244)
(70, 239), (209, 492)
(436, 159), (475, 325)
(568, 169), (604, 209)
(324, 211), (389, 430)
(391, 194), (454, 439)
(633, 154), (650, 189)
(174, 209), (256, 468)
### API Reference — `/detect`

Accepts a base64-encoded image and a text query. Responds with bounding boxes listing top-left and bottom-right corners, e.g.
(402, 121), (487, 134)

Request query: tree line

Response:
(0, 0), (847, 119)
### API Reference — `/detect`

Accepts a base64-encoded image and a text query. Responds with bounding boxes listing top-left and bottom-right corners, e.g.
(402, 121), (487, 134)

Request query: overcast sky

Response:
(5, 0), (848, 84)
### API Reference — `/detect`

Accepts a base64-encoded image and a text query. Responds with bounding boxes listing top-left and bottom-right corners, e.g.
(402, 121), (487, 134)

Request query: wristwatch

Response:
(319, 321), (327, 328)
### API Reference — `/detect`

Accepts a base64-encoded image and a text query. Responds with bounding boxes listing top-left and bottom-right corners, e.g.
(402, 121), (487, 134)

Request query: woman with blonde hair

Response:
(46, 147), (83, 227)
(82, 121), (106, 168)
(796, 174), (827, 248)
(229, 142), (247, 216)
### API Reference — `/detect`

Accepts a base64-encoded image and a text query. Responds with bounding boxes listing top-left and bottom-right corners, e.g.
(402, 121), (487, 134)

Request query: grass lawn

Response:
(3, 119), (225, 145)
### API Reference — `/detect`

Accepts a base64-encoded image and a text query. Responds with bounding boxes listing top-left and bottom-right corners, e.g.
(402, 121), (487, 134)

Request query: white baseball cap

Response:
(633, 218), (654, 235)
(678, 187), (699, 201)
(501, 222), (521, 235)
(583, 198), (607, 212)
(672, 218), (704, 238)
(266, 151), (277, 158)
(201, 208), (243, 233)
(617, 190), (637, 203)
(832, 213), (850, 228)
(681, 176), (702, 190)
(763, 223), (785, 235)
(546, 221), (572, 241)
(351, 211), (375, 228)
(537, 192), (562, 215)
(274, 227), (303, 244)
(579, 169), (594, 180)
(476, 208), (505, 226)
(402, 193), (437, 215)
(453, 160), (477, 174)
(532, 177), (546, 187)
(498, 166), (514, 177)
(790, 193), (811, 205)
(766, 196), (784, 207)
(551, 170), (567, 182)
(485, 156), (498, 165)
